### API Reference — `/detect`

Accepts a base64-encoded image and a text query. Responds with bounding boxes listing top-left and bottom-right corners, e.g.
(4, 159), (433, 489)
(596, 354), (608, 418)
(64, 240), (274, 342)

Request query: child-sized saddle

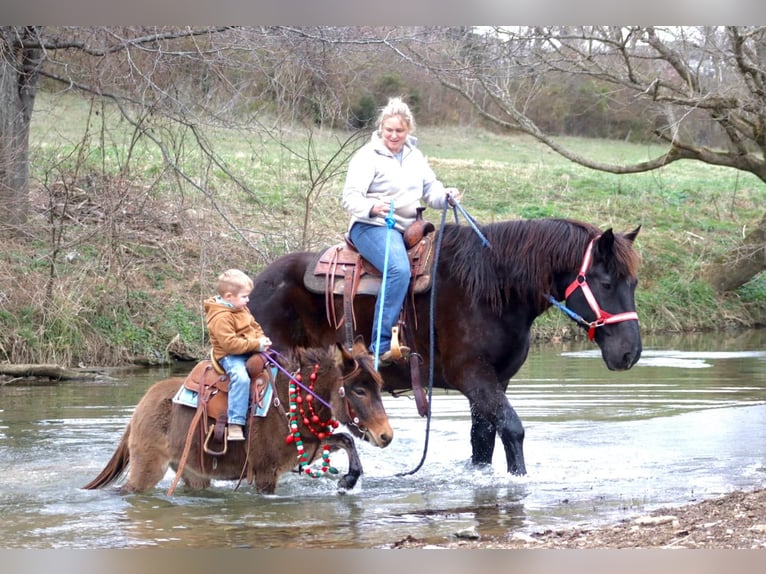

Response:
(177, 352), (272, 455)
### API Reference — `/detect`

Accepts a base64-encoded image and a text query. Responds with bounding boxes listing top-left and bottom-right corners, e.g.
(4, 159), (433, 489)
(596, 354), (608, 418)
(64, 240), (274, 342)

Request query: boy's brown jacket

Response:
(204, 296), (266, 361)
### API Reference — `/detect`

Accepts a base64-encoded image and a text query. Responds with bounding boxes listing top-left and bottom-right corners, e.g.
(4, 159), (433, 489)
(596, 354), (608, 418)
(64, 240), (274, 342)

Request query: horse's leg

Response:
(496, 399), (526, 475)
(470, 411), (497, 466)
(465, 385), (526, 475)
(324, 433), (363, 491)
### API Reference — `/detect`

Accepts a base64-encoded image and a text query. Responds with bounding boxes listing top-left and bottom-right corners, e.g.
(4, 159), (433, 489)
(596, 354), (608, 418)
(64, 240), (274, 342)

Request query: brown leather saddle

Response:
(302, 213), (437, 417)
(303, 221), (436, 336)
(180, 352), (272, 456)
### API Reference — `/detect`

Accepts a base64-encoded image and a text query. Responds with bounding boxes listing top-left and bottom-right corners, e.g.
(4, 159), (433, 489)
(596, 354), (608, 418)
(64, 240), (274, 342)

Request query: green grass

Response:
(2, 91), (762, 366)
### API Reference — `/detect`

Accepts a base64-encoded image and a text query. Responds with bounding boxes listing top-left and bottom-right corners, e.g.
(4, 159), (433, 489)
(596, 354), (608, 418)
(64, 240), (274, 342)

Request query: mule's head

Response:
(330, 341), (393, 448)
(564, 226), (642, 371)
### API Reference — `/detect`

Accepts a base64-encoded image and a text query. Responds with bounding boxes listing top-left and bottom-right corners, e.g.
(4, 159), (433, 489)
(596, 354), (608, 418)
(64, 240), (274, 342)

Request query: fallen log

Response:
(0, 363), (112, 382)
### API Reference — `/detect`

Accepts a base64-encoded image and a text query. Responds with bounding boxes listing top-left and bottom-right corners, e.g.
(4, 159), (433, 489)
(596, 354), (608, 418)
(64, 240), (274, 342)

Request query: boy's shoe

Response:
(228, 425), (245, 441)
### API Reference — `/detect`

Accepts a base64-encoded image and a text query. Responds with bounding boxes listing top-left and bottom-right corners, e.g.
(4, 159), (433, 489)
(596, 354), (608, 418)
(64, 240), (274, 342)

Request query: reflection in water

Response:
(0, 331), (764, 548)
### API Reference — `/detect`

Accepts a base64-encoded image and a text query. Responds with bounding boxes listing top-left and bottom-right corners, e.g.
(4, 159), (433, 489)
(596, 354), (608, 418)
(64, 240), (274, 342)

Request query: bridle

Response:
(267, 350), (369, 434)
(551, 235), (639, 341)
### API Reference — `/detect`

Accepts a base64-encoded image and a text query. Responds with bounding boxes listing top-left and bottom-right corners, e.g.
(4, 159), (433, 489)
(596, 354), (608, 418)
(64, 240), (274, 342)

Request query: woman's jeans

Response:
(220, 353), (250, 426)
(349, 222), (411, 355)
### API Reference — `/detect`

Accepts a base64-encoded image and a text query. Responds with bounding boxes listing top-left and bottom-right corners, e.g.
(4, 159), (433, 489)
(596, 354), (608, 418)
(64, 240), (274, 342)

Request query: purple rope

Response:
(265, 349), (334, 411)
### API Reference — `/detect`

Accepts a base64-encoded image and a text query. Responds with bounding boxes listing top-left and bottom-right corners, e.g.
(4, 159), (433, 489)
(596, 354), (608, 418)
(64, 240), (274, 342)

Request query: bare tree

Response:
(388, 26), (766, 291)
(0, 26), (380, 365)
(0, 26), (42, 233)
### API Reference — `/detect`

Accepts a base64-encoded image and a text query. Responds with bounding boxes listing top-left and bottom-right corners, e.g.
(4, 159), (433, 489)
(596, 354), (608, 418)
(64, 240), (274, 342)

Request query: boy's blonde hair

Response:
(377, 96), (416, 134)
(217, 268), (253, 296)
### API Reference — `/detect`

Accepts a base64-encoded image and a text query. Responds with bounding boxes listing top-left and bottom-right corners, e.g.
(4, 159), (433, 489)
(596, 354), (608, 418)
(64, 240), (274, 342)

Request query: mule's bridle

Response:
(552, 235), (639, 341)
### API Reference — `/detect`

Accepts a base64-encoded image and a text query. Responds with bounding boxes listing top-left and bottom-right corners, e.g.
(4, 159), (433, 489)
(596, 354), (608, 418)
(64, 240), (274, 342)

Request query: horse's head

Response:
(564, 226), (642, 371)
(329, 341), (393, 448)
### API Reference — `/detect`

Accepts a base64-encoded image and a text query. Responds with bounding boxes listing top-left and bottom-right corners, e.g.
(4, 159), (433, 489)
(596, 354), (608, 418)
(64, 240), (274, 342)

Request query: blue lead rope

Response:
(451, 200), (491, 249)
(374, 201), (396, 370)
(547, 295), (590, 327)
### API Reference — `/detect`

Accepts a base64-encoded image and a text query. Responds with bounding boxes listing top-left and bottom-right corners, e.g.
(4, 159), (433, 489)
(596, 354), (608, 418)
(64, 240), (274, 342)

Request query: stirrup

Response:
(203, 423), (228, 456)
(389, 325), (411, 361)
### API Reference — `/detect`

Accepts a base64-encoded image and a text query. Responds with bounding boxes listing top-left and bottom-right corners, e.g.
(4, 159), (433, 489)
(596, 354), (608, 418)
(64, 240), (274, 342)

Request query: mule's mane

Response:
(441, 218), (638, 314)
(280, 344), (383, 389)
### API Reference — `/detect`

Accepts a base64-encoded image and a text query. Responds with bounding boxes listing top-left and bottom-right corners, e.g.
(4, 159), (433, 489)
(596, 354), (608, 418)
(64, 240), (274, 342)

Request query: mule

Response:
(248, 217), (642, 476)
(82, 342), (392, 494)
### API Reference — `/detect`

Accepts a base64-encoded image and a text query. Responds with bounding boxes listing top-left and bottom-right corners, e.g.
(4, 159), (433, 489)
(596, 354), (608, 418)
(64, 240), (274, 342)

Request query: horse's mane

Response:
(440, 218), (638, 314)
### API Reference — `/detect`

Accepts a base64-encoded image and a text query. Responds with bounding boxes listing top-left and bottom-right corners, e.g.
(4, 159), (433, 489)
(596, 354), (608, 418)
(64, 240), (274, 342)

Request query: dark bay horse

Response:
(83, 343), (392, 494)
(249, 217), (642, 475)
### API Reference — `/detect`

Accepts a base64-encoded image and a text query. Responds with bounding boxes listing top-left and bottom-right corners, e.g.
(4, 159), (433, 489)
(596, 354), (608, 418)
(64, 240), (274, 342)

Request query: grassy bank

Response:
(0, 94), (763, 367)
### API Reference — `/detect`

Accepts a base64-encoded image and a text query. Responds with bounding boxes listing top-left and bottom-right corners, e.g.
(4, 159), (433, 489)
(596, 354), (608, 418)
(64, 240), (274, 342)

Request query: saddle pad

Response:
(303, 234), (436, 296)
(172, 384), (199, 408)
(253, 368), (276, 417)
(173, 366), (277, 416)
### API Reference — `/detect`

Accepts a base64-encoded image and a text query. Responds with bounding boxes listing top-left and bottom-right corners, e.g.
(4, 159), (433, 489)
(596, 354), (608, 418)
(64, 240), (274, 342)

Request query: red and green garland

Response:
(284, 364), (340, 478)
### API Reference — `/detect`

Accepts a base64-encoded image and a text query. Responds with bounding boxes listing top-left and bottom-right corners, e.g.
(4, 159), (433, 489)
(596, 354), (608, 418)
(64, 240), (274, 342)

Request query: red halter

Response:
(564, 236), (639, 341)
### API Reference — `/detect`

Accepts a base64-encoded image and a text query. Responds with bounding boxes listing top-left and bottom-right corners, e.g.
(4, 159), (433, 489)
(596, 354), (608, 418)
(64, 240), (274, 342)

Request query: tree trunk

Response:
(0, 26), (42, 237)
(704, 212), (766, 292)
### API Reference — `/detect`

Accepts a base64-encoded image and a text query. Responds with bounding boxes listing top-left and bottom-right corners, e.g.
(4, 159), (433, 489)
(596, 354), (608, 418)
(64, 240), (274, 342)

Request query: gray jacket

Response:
(342, 132), (451, 233)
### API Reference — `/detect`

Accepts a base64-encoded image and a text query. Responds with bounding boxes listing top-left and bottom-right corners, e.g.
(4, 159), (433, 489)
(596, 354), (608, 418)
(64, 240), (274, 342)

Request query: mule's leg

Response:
(181, 472), (211, 490)
(325, 433), (362, 491)
(254, 472), (279, 495)
(121, 454), (169, 494)
(122, 426), (171, 493)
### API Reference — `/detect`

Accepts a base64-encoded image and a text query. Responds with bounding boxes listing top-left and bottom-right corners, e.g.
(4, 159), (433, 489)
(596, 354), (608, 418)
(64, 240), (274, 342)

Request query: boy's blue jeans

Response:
(220, 354), (250, 426)
(349, 222), (411, 355)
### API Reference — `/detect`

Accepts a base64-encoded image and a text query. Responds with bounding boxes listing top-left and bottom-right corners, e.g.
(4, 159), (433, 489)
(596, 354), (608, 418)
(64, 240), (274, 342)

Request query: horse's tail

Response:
(81, 423), (131, 490)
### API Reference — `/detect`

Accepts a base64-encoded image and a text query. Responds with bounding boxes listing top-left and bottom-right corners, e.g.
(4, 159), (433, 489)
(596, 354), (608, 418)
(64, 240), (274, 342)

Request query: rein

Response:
(549, 236), (639, 340)
(374, 202), (396, 370)
(266, 349), (334, 411)
(268, 348), (364, 432)
(398, 195), (489, 476)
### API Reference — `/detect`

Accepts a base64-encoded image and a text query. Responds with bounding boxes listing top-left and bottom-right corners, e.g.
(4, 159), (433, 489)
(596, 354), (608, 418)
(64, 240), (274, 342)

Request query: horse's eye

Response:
(352, 387), (367, 397)
(601, 281), (612, 291)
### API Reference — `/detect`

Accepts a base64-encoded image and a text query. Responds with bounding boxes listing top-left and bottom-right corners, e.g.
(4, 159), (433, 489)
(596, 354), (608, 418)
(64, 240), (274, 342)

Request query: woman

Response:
(342, 97), (461, 365)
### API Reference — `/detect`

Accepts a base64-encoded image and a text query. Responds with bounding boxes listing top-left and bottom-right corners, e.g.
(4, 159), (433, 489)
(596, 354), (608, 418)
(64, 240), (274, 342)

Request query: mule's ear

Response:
(332, 343), (347, 368)
(625, 225), (641, 243)
(352, 336), (368, 356)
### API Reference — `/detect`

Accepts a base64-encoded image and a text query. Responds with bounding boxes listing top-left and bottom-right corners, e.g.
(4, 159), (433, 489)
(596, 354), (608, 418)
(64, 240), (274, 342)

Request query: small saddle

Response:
(179, 353), (272, 454)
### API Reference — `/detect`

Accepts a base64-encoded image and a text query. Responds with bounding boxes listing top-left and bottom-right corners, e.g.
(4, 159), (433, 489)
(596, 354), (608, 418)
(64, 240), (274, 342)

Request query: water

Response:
(1, 330), (764, 548)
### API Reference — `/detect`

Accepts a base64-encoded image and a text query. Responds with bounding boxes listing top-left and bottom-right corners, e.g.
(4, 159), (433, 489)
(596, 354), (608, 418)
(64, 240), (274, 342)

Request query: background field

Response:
(0, 93), (763, 366)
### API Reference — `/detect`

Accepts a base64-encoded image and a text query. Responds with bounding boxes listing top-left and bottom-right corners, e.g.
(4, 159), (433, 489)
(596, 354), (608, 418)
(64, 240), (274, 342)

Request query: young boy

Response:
(204, 269), (272, 441)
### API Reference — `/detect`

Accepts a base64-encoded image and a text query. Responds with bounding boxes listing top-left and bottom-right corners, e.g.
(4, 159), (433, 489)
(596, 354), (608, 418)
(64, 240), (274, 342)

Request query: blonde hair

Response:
(217, 268), (253, 296)
(376, 97), (416, 134)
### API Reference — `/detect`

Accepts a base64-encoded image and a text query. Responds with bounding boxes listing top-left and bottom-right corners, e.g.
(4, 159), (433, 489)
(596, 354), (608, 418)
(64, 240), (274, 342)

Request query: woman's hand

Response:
(371, 202), (393, 218)
(446, 188), (462, 206)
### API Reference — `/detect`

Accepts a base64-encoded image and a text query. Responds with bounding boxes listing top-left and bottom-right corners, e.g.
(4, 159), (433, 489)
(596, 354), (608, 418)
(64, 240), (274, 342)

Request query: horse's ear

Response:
(596, 229), (616, 259)
(624, 225), (641, 243)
